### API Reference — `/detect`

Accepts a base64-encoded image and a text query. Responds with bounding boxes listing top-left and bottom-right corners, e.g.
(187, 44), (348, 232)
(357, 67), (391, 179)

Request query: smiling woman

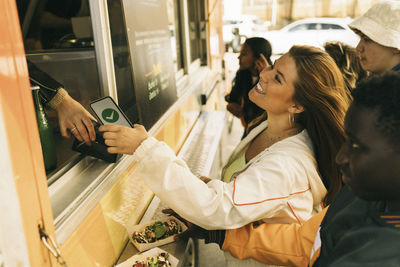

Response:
(204, 73), (400, 267)
(249, 54), (298, 114)
(249, 45), (350, 204)
(98, 45), (350, 266)
(100, 45), (349, 226)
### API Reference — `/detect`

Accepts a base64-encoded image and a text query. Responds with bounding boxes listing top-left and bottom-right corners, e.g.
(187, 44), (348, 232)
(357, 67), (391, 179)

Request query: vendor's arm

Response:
(28, 60), (61, 104)
(221, 207), (328, 267)
(100, 124), (318, 229)
(27, 60), (96, 144)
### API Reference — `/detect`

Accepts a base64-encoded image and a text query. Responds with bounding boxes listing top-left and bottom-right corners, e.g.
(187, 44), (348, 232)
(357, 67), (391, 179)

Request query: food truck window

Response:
(187, 0), (203, 63)
(107, 0), (182, 128)
(119, 0), (178, 129)
(107, 0), (139, 125)
(17, 0), (103, 177)
(16, 0), (182, 232)
(167, 0), (184, 72)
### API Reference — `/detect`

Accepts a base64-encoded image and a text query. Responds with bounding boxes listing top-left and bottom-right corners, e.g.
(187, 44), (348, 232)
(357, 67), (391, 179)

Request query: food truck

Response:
(0, 0), (226, 266)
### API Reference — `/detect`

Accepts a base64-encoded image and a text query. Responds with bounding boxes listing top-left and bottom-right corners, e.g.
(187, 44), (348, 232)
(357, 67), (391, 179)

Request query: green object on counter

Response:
(153, 221), (166, 239)
(32, 86), (57, 172)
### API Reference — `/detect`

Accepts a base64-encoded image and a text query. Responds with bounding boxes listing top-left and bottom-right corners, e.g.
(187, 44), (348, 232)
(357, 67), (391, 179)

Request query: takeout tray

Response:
(127, 216), (187, 252)
(115, 247), (179, 267)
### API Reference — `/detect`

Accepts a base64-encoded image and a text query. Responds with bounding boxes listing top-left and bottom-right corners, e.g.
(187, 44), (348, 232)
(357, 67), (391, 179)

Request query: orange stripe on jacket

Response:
(231, 175), (311, 206)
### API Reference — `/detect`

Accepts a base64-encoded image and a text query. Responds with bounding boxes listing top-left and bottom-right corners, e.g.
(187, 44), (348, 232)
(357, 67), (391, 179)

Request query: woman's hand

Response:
(176, 220), (208, 241)
(55, 93), (96, 145)
(162, 209), (208, 241)
(99, 124), (148, 155)
(255, 53), (271, 73)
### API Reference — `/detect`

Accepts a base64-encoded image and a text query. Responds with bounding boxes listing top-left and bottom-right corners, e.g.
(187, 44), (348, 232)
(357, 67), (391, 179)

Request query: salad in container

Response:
(127, 216), (187, 252)
(115, 247), (179, 267)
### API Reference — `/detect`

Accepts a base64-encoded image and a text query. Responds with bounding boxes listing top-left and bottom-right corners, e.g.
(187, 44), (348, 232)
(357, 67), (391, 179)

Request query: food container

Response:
(115, 247), (179, 267)
(127, 216), (187, 252)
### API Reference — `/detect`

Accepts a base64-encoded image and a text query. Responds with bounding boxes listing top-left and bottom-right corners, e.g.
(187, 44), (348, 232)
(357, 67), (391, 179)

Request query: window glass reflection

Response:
(19, 0), (94, 51)
(167, 0), (183, 71)
(107, 0), (139, 124)
(186, 0), (200, 63)
(17, 0), (102, 176)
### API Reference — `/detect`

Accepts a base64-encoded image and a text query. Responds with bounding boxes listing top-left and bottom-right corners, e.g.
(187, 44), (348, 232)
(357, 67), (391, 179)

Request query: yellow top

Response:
(222, 148), (247, 183)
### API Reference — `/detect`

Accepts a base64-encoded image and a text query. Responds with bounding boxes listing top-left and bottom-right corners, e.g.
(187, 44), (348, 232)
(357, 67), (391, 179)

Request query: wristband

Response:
(47, 88), (68, 110)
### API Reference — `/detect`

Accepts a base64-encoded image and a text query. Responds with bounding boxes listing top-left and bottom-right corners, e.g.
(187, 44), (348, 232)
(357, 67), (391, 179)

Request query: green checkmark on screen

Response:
(102, 108), (119, 123)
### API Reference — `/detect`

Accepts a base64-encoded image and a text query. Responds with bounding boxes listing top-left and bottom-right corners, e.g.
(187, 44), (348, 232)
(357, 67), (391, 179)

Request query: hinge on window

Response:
(38, 224), (67, 267)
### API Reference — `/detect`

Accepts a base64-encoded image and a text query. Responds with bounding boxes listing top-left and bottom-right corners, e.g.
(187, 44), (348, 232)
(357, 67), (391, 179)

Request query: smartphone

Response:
(89, 96), (133, 127)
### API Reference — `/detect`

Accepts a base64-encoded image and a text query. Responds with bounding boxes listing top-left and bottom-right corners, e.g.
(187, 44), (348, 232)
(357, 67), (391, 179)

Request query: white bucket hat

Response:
(349, 0), (400, 50)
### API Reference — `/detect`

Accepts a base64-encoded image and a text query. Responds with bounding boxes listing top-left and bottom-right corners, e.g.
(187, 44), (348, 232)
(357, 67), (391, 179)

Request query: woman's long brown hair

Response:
(289, 46), (351, 205)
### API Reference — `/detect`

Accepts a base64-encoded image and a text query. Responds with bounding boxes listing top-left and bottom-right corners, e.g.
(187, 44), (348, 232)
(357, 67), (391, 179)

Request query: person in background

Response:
(348, 0), (400, 75)
(28, 61), (96, 145)
(324, 42), (367, 93)
(99, 45), (350, 266)
(198, 72), (400, 267)
(225, 37), (272, 137)
(40, 0), (90, 49)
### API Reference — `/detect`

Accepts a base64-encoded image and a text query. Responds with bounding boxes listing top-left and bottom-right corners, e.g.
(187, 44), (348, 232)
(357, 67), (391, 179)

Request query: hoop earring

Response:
(337, 42), (344, 55)
(288, 112), (295, 127)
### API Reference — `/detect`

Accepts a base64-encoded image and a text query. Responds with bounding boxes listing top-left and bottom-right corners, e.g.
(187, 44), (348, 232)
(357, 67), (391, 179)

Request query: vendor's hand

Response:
(56, 93), (96, 145)
(255, 53), (271, 73)
(162, 209), (208, 241)
(226, 102), (243, 118)
(99, 124), (148, 155)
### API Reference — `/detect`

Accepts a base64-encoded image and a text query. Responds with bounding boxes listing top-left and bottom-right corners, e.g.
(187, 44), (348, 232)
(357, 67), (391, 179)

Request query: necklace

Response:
(263, 128), (301, 143)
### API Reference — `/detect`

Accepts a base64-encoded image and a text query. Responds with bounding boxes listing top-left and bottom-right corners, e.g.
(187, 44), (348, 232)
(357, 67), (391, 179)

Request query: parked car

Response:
(223, 15), (270, 52)
(260, 17), (360, 55)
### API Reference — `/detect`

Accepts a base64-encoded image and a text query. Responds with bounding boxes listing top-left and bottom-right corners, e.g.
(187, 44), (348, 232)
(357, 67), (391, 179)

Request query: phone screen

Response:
(90, 97), (133, 127)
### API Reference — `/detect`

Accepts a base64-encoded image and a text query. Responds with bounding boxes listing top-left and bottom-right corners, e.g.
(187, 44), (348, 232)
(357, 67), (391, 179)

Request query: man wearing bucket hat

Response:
(348, 0), (400, 75)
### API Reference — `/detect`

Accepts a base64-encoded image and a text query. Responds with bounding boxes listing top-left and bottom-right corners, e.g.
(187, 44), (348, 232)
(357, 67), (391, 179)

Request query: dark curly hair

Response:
(244, 37), (272, 65)
(352, 72), (400, 147)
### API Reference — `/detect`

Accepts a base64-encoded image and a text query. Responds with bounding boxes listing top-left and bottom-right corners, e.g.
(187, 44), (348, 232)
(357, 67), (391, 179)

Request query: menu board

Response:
(122, 0), (177, 129)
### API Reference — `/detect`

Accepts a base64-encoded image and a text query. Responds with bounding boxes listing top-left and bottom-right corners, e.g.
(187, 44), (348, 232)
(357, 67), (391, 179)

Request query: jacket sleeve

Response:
(316, 226), (400, 267)
(27, 60), (64, 104)
(133, 136), (320, 230)
(222, 207), (328, 267)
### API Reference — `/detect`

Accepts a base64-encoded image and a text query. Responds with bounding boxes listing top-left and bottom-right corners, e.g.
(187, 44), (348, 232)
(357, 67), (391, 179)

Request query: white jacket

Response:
(133, 120), (327, 230)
